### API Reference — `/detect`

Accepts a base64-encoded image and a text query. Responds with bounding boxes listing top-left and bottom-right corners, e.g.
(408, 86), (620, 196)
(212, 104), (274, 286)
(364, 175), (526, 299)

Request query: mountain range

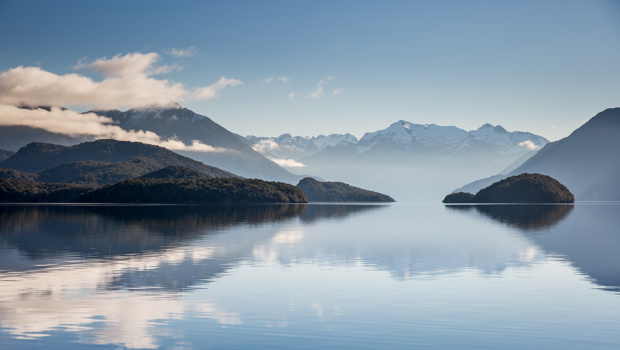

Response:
(0, 139), (238, 185)
(247, 121), (549, 201)
(0, 104), (302, 183)
(90, 104), (301, 182)
(247, 121), (547, 165)
(455, 108), (620, 200)
(3, 101), (618, 201)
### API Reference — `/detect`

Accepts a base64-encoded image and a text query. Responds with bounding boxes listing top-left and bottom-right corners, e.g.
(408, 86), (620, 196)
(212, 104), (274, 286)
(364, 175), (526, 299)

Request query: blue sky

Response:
(1, 0), (619, 141)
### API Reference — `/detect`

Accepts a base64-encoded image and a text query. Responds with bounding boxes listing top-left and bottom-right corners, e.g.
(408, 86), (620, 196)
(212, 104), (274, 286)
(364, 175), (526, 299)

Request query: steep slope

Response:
(512, 108), (620, 199)
(0, 149), (15, 162)
(454, 108), (620, 200)
(91, 105), (301, 182)
(0, 140), (239, 183)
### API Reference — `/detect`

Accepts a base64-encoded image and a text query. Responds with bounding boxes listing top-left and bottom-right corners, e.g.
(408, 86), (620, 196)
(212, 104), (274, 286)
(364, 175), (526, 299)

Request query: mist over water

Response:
(293, 156), (500, 202)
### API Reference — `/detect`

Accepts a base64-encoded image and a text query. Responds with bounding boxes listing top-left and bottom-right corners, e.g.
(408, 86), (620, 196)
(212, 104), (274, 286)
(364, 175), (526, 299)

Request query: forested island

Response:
(0, 177), (307, 204)
(297, 177), (395, 202)
(443, 173), (574, 203)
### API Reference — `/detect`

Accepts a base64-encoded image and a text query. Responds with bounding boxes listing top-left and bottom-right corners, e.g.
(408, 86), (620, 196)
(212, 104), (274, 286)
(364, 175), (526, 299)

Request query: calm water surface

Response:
(0, 203), (619, 349)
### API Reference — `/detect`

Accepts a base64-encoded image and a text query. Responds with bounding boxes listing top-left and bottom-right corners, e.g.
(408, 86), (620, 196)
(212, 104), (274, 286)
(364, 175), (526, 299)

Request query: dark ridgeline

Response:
(0, 179), (98, 203)
(138, 165), (215, 179)
(0, 177), (307, 204)
(80, 178), (307, 204)
(0, 139), (238, 182)
(443, 173), (574, 204)
(455, 108), (620, 200)
(296, 177), (395, 202)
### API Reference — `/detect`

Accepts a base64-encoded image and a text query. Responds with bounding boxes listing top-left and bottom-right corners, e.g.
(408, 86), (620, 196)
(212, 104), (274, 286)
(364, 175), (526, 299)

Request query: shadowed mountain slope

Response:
(454, 108), (620, 200)
(92, 105), (301, 182)
(0, 140), (238, 184)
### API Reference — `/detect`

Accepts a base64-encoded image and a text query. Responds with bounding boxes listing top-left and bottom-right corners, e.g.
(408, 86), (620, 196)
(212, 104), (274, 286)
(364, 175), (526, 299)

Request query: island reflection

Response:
(445, 204), (574, 230)
(0, 204), (307, 259)
(446, 203), (620, 292)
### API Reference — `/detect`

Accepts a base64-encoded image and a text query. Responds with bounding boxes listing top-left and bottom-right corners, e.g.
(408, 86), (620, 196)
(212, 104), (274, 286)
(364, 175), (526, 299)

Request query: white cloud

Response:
(308, 75), (338, 99)
(309, 86), (324, 99)
(0, 104), (227, 153)
(332, 88), (344, 96)
(267, 156), (307, 168)
(0, 52), (243, 109)
(318, 75), (335, 86)
(288, 92), (295, 99)
(192, 76), (243, 100)
(251, 140), (306, 167)
(518, 140), (541, 151)
(263, 76), (289, 84)
(74, 52), (165, 77)
(251, 139), (279, 154)
(166, 46), (197, 57)
(76, 52), (183, 78)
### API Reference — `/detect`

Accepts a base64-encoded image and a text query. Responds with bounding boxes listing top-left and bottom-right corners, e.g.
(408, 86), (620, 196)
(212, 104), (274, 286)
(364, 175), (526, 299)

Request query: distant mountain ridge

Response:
(247, 120), (548, 162)
(455, 108), (620, 200)
(91, 104), (302, 182)
(246, 133), (359, 160)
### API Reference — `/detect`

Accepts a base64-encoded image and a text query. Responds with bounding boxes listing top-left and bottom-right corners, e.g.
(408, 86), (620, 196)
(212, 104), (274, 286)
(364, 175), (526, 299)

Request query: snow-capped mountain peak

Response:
(245, 120), (548, 163)
(359, 120), (469, 149)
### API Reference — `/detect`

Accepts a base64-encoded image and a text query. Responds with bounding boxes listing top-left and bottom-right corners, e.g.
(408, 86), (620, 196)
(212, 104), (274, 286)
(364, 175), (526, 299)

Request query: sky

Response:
(1, 0), (619, 141)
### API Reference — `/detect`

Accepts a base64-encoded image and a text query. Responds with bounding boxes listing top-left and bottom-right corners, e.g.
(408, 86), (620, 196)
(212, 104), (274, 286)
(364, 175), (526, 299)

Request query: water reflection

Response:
(445, 204), (573, 230)
(446, 203), (620, 292)
(0, 204), (315, 347)
(0, 203), (618, 349)
(0, 204), (306, 259)
(528, 204), (620, 292)
(300, 203), (387, 223)
(0, 204), (393, 348)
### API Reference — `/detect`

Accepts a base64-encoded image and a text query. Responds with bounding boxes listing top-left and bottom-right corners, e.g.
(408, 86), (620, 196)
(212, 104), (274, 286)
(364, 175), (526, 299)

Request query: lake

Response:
(0, 202), (619, 349)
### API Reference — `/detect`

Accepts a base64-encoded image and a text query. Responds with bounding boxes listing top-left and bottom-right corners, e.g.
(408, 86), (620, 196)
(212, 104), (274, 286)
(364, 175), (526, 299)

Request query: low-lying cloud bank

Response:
(251, 140), (306, 168)
(0, 52), (242, 109)
(0, 104), (226, 153)
(266, 157), (306, 168)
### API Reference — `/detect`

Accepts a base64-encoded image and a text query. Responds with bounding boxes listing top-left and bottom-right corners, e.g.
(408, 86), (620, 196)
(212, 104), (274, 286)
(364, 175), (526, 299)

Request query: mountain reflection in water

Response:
(0, 203), (619, 349)
(447, 203), (620, 292)
(0, 204), (307, 259)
